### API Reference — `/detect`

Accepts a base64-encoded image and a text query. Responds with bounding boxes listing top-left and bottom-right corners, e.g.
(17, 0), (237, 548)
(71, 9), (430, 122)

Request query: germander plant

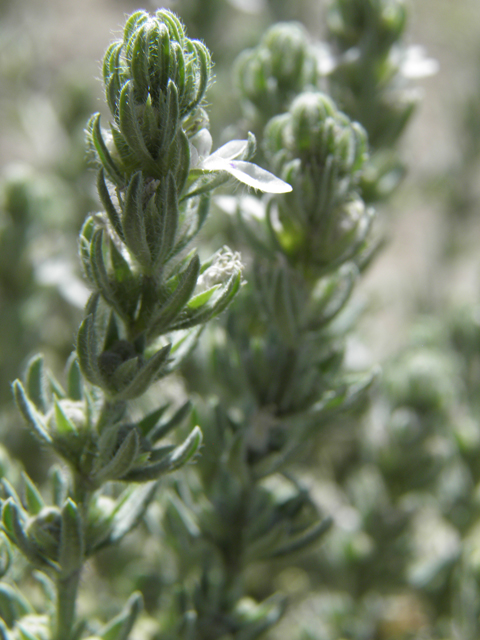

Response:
(0, 10), (289, 640)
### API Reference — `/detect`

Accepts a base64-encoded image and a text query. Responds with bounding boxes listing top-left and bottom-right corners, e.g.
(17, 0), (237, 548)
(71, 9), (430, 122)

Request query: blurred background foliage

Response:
(2, 0), (480, 639)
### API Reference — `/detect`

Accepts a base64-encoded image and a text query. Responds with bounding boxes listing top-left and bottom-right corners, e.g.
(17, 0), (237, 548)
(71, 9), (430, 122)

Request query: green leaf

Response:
(25, 354), (49, 414)
(97, 169), (125, 241)
(22, 473), (44, 515)
(99, 592), (143, 640)
(186, 284), (220, 310)
(0, 618), (11, 640)
(124, 426), (202, 481)
(131, 28), (149, 103)
(152, 173), (179, 268)
(267, 517), (332, 558)
(117, 344), (171, 400)
(122, 172), (152, 269)
(2, 500), (51, 569)
(0, 583), (33, 627)
(148, 400), (191, 443)
(93, 429), (140, 483)
(66, 354), (83, 401)
(170, 272), (241, 331)
(13, 380), (52, 445)
(76, 296), (103, 387)
(89, 113), (124, 185)
(119, 82), (159, 176)
(137, 404), (169, 437)
(99, 482), (158, 549)
(149, 254), (200, 336)
(54, 399), (78, 437)
(159, 81), (180, 154)
(59, 499), (84, 578)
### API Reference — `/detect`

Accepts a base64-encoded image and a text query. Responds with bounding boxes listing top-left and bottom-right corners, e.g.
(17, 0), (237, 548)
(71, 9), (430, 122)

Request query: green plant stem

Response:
(55, 570), (82, 640)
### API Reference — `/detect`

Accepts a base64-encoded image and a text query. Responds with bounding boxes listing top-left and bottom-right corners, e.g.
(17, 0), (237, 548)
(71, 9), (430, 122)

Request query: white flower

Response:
(189, 129), (293, 194)
(196, 247), (244, 291)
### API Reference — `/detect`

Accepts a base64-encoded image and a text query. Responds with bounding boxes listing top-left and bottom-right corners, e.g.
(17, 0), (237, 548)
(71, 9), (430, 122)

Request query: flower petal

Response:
(204, 157), (292, 194)
(208, 139), (249, 161)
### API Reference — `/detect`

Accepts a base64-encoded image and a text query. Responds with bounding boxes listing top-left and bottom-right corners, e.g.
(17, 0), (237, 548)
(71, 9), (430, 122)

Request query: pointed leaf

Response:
(97, 169), (125, 241)
(99, 592), (143, 640)
(93, 429), (140, 483)
(66, 355), (83, 401)
(124, 426), (202, 481)
(267, 517), (332, 558)
(90, 114), (124, 185)
(54, 399), (77, 436)
(13, 380), (52, 445)
(148, 400), (191, 443)
(117, 344), (171, 400)
(149, 255), (200, 336)
(22, 473), (44, 515)
(25, 355), (49, 413)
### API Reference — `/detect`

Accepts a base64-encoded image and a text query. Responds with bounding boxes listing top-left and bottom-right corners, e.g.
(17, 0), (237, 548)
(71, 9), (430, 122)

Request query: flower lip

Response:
(189, 130), (293, 194)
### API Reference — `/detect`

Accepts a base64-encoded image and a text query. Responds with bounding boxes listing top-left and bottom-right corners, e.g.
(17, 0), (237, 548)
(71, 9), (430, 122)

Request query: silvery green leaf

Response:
(148, 400), (191, 443)
(22, 473), (44, 516)
(66, 354), (83, 401)
(149, 255), (200, 337)
(93, 429), (140, 483)
(97, 482), (158, 550)
(89, 114), (124, 186)
(266, 517), (332, 558)
(25, 355), (49, 414)
(117, 344), (171, 400)
(13, 381), (52, 446)
(98, 592), (143, 640)
(123, 426), (202, 481)
(0, 583), (33, 627)
(202, 157), (292, 194)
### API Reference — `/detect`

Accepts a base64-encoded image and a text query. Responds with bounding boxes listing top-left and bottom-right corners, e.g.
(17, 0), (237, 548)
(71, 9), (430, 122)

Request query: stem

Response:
(55, 571), (82, 640)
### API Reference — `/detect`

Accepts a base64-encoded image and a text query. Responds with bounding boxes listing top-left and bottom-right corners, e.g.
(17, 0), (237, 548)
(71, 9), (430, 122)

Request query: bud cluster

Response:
(264, 91), (373, 272)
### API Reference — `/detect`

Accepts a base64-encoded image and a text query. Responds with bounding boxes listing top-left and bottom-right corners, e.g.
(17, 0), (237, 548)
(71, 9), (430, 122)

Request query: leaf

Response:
(122, 172), (151, 269)
(99, 592), (143, 640)
(119, 82), (159, 176)
(0, 583), (33, 627)
(93, 429), (140, 483)
(137, 404), (169, 438)
(97, 169), (125, 241)
(22, 473), (44, 516)
(186, 284), (220, 309)
(169, 272), (241, 331)
(100, 482), (158, 549)
(13, 380), (52, 445)
(152, 172), (179, 268)
(89, 113), (124, 185)
(117, 344), (171, 400)
(267, 517), (332, 558)
(0, 618), (11, 640)
(76, 296), (103, 387)
(25, 354), (49, 414)
(2, 500), (52, 569)
(66, 354), (83, 401)
(59, 499), (84, 578)
(54, 399), (77, 436)
(149, 255), (200, 336)
(148, 400), (191, 443)
(123, 426), (202, 481)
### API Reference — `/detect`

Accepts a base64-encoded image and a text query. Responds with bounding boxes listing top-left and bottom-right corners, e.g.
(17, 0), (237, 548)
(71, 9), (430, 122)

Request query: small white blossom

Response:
(189, 129), (293, 194)
(196, 247), (244, 291)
